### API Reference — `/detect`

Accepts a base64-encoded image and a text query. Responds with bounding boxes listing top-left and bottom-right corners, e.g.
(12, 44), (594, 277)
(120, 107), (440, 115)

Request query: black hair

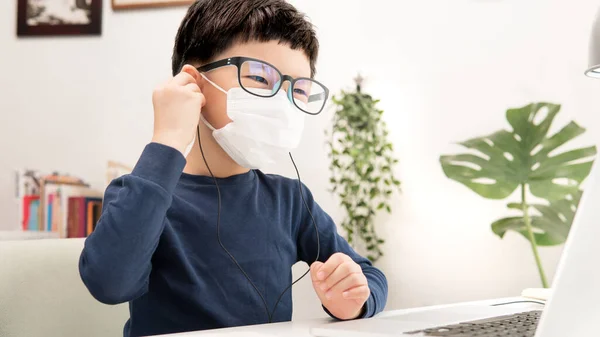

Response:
(172, 0), (319, 77)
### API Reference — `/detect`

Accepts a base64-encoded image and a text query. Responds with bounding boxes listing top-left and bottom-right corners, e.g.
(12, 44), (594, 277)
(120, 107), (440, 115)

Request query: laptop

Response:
(310, 163), (600, 336)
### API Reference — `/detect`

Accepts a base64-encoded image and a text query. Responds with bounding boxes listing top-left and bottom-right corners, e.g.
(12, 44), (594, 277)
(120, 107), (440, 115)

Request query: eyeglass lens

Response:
(239, 60), (326, 114)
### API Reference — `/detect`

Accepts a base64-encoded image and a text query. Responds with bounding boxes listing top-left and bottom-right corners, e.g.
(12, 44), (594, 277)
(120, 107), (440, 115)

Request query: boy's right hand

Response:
(151, 65), (206, 155)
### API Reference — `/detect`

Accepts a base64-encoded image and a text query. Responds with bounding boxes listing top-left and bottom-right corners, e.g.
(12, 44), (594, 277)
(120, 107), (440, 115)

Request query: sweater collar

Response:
(179, 169), (256, 186)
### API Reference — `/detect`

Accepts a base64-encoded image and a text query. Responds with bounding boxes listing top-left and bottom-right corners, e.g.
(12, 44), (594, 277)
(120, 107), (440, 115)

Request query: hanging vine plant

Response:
(326, 75), (401, 262)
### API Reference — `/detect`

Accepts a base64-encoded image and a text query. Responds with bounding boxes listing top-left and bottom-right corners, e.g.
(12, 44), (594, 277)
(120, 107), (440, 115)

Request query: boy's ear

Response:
(180, 64), (202, 84)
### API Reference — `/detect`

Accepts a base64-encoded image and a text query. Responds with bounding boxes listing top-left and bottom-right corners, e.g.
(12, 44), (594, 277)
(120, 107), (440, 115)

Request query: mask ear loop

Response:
(197, 73), (227, 132)
(199, 115), (217, 132)
(200, 73), (228, 94)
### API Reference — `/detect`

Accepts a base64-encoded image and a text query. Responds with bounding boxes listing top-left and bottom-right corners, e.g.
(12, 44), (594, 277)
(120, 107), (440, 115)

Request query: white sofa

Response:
(0, 238), (129, 337)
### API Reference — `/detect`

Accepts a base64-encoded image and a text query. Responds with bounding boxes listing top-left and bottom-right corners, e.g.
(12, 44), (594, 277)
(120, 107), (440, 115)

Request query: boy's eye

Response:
(246, 75), (269, 85)
(293, 88), (308, 97)
(293, 88), (309, 103)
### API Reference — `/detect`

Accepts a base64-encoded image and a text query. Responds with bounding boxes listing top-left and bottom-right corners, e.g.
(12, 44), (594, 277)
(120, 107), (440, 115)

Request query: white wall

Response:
(2, 0), (600, 320)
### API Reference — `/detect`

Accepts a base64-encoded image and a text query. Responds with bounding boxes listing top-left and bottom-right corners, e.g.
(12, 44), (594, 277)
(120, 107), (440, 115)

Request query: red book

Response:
(77, 198), (86, 238)
(67, 197), (85, 238)
(22, 195), (40, 230)
(67, 198), (76, 238)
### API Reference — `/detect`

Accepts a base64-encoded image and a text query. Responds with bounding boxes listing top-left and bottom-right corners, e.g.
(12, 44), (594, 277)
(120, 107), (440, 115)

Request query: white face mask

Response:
(198, 74), (305, 169)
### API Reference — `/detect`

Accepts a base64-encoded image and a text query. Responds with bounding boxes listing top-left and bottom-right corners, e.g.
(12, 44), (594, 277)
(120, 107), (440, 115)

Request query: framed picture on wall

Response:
(17, 0), (103, 37)
(112, 0), (194, 10)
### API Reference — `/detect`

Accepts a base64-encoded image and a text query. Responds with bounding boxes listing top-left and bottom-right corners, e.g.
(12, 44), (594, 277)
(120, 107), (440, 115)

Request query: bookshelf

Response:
(13, 162), (132, 240)
(16, 171), (103, 239)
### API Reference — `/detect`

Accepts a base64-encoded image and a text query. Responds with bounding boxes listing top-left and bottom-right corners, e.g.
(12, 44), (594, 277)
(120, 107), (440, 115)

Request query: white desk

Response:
(152, 297), (542, 337)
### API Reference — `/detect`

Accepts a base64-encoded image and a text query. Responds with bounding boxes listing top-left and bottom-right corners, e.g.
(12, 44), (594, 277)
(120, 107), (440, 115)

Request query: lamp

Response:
(586, 8), (600, 77)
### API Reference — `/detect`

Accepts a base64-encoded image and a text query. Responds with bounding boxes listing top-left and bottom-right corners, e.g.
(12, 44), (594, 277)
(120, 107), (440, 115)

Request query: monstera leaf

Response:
(491, 190), (582, 246)
(440, 102), (596, 201)
(439, 102), (596, 288)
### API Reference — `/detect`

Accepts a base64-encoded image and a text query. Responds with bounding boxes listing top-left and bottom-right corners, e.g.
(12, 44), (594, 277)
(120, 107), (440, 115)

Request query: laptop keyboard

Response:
(404, 310), (542, 337)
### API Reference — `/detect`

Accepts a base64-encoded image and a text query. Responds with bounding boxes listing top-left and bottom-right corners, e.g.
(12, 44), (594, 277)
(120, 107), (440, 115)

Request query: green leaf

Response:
(492, 190), (582, 246)
(491, 216), (525, 239)
(440, 102), (596, 201)
(507, 202), (522, 210)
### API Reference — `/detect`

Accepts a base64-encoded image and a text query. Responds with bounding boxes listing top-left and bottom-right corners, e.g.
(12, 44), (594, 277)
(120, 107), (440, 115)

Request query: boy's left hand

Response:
(310, 253), (370, 320)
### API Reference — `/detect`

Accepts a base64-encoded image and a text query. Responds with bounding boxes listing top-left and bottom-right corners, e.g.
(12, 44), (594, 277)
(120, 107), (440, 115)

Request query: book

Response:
(67, 197), (81, 238)
(67, 197), (102, 238)
(87, 201), (94, 236)
(51, 191), (61, 233)
(57, 184), (94, 237)
(92, 202), (102, 232)
(17, 169), (102, 237)
(85, 198), (102, 236)
(27, 199), (40, 231)
(16, 170), (41, 230)
(22, 195), (39, 231)
(47, 194), (54, 231)
(39, 176), (90, 233)
(77, 198), (86, 238)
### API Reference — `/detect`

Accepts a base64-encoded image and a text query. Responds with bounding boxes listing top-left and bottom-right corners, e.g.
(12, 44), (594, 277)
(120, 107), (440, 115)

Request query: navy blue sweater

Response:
(79, 143), (387, 337)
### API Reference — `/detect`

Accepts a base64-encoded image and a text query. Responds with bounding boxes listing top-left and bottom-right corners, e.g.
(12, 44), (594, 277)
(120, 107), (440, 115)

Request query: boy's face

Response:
(197, 40), (312, 130)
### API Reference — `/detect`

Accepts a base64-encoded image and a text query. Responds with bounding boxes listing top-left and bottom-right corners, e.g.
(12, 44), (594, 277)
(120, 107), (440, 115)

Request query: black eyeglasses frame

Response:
(197, 56), (329, 115)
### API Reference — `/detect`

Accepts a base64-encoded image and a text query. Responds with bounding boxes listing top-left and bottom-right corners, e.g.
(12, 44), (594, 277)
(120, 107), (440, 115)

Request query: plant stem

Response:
(521, 183), (549, 288)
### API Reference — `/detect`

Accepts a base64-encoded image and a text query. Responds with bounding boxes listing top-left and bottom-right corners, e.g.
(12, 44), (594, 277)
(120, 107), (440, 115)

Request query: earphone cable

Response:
(197, 127), (271, 322)
(268, 152), (321, 321)
(196, 126), (321, 323)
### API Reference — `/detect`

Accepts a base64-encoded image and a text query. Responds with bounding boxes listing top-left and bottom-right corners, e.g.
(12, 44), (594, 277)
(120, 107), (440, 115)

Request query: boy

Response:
(78, 1), (388, 336)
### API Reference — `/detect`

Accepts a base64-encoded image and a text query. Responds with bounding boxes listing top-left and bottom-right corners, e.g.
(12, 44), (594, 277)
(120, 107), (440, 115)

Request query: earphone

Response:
(196, 126), (321, 323)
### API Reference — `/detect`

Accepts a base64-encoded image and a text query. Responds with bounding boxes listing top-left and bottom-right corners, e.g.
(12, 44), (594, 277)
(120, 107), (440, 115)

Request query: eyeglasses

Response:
(197, 57), (329, 115)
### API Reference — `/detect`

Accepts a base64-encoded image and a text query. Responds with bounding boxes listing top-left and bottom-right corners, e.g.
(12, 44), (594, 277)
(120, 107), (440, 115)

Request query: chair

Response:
(0, 238), (129, 337)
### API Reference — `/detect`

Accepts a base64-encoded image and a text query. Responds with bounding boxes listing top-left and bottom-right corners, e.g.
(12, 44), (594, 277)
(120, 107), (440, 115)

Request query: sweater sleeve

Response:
(296, 183), (388, 319)
(79, 143), (186, 305)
